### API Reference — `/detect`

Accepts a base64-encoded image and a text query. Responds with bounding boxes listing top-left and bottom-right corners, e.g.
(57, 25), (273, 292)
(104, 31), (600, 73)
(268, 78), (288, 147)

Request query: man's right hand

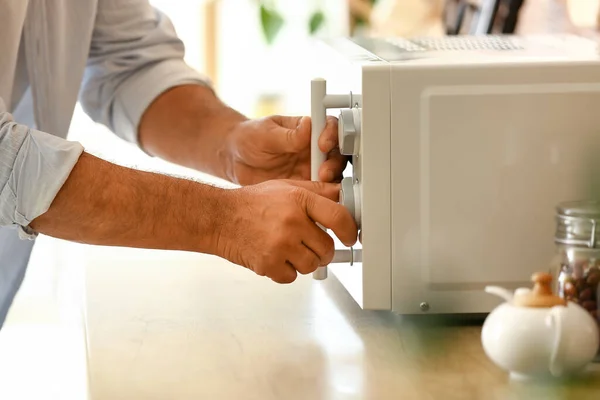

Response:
(29, 153), (357, 284)
(216, 180), (358, 283)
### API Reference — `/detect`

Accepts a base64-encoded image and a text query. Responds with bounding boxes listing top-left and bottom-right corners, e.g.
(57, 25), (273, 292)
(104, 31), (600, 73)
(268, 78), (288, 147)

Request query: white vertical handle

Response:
(311, 78), (328, 280)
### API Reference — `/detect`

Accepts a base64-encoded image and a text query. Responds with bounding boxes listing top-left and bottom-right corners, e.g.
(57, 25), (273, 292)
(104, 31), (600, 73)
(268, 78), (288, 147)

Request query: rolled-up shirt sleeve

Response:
(0, 109), (84, 238)
(79, 0), (211, 146)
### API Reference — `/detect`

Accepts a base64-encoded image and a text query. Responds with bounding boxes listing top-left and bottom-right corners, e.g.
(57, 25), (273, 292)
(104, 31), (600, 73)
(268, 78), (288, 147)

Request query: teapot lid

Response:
(513, 272), (567, 308)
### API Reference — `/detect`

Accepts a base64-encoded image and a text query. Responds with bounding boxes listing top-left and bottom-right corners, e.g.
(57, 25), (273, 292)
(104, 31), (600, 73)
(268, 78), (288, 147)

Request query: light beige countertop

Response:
(1, 238), (599, 400)
(75, 246), (600, 400)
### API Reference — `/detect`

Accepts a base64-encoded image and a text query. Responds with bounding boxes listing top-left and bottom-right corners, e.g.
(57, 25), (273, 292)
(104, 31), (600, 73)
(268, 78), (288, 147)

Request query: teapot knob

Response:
(531, 272), (555, 296)
(513, 272), (567, 308)
(532, 272), (553, 291)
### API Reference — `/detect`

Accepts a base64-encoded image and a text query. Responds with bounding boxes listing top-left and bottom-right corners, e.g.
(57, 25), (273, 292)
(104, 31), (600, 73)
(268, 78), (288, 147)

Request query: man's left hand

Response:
(225, 115), (347, 186)
(139, 85), (347, 186)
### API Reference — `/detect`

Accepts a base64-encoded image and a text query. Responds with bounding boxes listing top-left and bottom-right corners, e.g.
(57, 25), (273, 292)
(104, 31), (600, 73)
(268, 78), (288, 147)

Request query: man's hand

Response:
(30, 153), (357, 284)
(216, 180), (358, 283)
(224, 115), (347, 186)
(138, 85), (348, 186)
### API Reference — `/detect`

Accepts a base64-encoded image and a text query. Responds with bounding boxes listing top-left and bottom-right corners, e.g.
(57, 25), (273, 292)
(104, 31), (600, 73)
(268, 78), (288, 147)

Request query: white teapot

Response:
(482, 272), (599, 381)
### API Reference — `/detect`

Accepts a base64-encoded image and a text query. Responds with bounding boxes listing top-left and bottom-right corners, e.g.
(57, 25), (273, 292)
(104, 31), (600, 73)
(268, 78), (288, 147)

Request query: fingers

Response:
(267, 115), (310, 153)
(318, 116), (339, 154)
(267, 241), (324, 284)
(319, 147), (348, 182)
(283, 181), (357, 246)
(303, 191), (358, 247)
(315, 117), (347, 182)
(270, 262), (298, 284)
(270, 115), (303, 130)
(286, 180), (340, 202)
(283, 223), (335, 276)
(291, 116), (311, 152)
(272, 115), (337, 153)
(267, 114), (338, 156)
(299, 222), (336, 266)
(286, 245), (321, 275)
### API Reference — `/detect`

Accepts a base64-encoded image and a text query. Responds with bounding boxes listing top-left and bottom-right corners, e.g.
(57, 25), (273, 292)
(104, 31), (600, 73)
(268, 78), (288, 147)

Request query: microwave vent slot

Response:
(386, 36), (524, 52)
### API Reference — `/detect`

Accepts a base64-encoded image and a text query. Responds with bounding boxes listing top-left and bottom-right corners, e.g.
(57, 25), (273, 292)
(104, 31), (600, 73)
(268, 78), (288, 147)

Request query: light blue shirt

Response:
(0, 0), (209, 327)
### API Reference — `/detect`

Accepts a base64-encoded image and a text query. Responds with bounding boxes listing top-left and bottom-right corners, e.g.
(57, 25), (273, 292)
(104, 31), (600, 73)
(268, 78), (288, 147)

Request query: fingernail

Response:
(297, 117), (306, 128)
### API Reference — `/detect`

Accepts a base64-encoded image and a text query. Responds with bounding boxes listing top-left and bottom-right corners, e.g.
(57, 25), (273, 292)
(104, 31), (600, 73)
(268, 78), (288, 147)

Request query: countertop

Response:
(77, 246), (600, 400)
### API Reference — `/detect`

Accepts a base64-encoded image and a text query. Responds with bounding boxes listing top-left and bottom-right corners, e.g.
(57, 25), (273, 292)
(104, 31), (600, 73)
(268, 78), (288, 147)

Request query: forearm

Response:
(30, 152), (230, 254)
(138, 84), (247, 182)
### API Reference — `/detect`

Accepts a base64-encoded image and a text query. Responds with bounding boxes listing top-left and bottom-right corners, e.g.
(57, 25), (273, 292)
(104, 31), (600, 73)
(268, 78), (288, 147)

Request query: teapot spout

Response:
(485, 286), (514, 302)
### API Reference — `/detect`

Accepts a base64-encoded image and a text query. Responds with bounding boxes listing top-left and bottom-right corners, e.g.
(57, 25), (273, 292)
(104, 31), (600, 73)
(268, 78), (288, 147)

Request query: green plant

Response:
(258, 1), (326, 45)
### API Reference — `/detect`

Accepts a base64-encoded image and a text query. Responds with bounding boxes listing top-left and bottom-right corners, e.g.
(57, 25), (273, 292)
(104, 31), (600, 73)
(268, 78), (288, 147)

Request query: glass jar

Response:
(554, 200), (600, 360)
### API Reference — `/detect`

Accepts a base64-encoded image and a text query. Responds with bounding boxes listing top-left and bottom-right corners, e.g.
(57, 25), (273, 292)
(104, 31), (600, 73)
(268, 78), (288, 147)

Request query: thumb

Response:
(300, 183), (358, 247)
(270, 116), (310, 153)
(286, 180), (340, 202)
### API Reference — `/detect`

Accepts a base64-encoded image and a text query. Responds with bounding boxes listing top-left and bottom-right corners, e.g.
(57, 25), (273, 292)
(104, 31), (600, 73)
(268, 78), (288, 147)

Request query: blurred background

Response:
(0, 0), (599, 398)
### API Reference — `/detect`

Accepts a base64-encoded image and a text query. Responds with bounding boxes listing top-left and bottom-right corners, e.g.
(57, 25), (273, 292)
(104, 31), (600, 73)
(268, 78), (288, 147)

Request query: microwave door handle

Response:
(310, 78), (359, 279)
(331, 249), (362, 265)
(311, 78), (329, 280)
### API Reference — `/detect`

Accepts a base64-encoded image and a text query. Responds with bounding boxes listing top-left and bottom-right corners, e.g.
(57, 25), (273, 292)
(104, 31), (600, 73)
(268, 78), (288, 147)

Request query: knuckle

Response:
(291, 186), (314, 209)
(253, 264), (266, 277)
(286, 128), (296, 146)
(268, 233), (280, 246)
(317, 181), (329, 192)
(321, 237), (335, 264)
(258, 251), (280, 276)
(273, 271), (297, 284)
(297, 255), (319, 275)
(289, 186), (306, 200)
(269, 231), (288, 249)
(281, 210), (297, 226)
(267, 251), (283, 267)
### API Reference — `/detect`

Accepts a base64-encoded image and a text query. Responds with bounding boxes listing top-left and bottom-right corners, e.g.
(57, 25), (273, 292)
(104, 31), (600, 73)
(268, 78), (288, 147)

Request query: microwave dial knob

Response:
(338, 108), (361, 156)
(339, 177), (361, 228)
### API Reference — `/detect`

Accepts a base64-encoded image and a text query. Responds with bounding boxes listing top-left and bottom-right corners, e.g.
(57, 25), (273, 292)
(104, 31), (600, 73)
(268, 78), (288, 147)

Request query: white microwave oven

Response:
(310, 34), (600, 315)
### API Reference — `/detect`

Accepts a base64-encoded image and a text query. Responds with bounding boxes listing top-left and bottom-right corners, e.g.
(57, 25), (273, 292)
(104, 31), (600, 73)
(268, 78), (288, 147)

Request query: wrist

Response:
(139, 84), (247, 182)
(191, 185), (242, 260)
(185, 105), (247, 182)
(196, 118), (241, 184)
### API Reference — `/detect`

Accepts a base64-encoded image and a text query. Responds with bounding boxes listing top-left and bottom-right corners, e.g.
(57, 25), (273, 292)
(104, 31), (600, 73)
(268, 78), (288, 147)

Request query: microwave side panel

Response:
(312, 40), (393, 310)
(357, 63), (393, 310)
(390, 60), (600, 314)
(324, 62), (393, 310)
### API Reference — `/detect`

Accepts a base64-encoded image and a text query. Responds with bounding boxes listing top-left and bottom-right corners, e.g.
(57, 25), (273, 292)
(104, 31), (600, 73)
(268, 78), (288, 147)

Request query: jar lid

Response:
(557, 200), (600, 218)
(555, 200), (600, 248)
(512, 273), (567, 308)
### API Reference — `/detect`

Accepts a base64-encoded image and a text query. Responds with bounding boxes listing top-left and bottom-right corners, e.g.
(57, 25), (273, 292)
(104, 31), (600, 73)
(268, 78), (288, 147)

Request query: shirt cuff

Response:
(0, 129), (84, 239)
(111, 59), (212, 148)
